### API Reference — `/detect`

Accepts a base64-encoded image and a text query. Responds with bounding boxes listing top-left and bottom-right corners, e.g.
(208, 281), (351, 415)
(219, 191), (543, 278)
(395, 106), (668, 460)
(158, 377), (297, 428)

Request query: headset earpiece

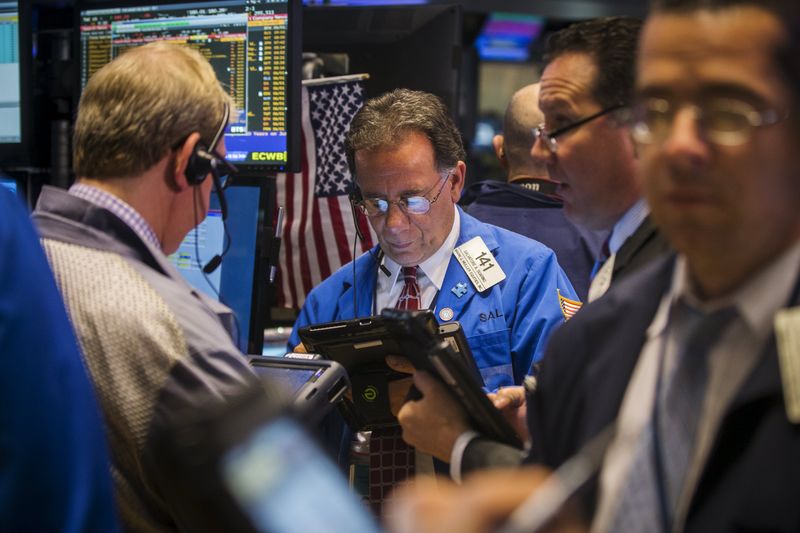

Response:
(348, 185), (363, 203)
(185, 141), (215, 186)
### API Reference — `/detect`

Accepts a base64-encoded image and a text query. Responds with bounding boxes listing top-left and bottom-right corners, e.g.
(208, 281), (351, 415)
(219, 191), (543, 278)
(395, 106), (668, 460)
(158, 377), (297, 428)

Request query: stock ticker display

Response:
(79, 1), (291, 168)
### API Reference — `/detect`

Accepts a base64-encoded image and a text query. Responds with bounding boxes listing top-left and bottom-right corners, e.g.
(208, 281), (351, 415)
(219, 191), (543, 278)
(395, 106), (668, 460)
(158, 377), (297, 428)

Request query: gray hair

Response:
(345, 88), (465, 175)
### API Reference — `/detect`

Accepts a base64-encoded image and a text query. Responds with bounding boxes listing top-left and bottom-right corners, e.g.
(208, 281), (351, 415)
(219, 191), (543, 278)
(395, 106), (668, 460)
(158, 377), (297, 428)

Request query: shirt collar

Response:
(69, 183), (161, 250)
(382, 207), (461, 291)
(659, 239), (800, 343)
(608, 199), (650, 255)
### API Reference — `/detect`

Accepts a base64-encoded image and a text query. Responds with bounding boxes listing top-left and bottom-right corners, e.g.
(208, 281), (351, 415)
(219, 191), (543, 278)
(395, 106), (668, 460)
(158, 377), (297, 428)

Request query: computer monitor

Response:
(77, 0), (301, 173)
(303, 3), (462, 120)
(0, 1), (31, 167)
(475, 13), (544, 63)
(168, 184), (270, 354)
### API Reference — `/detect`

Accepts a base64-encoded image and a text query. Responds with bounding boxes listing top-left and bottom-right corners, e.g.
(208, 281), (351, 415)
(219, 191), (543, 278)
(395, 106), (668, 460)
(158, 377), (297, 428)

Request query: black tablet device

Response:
(247, 356), (349, 425)
(298, 313), (483, 430)
(381, 308), (523, 449)
(297, 314), (481, 381)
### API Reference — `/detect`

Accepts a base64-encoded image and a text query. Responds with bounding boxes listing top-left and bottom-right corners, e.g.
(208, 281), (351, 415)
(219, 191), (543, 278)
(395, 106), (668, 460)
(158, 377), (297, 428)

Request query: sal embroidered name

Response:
(367, 266), (419, 515)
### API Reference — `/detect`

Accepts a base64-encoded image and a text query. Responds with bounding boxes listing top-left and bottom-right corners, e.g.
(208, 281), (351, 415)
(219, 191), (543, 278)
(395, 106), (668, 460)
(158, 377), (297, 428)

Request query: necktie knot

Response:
(396, 266), (421, 311)
(401, 266), (418, 283)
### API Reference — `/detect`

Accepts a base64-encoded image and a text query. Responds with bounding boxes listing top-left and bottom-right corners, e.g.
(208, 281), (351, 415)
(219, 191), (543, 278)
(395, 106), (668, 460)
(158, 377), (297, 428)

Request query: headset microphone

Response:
(350, 189), (390, 275)
(374, 248), (390, 277)
(203, 254), (223, 274)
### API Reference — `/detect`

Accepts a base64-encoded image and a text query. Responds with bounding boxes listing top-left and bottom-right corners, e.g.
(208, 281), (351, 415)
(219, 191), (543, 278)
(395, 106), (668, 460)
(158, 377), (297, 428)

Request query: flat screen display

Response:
(250, 364), (317, 397)
(168, 185), (263, 352)
(78, 0), (300, 172)
(475, 12), (544, 63)
(0, 1), (20, 145)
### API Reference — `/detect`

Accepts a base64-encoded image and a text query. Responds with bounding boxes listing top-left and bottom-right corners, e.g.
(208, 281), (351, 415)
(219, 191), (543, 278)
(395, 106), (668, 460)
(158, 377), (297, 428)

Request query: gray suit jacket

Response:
(33, 186), (260, 532)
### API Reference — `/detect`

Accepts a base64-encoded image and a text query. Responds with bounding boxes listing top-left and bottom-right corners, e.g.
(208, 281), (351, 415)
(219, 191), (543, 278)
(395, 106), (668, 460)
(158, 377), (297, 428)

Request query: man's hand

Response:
(291, 343), (308, 353)
(386, 355), (415, 416)
(394, 370), (472, 462)
(487, 386), (529, 444)
(386, 466), (588, 533)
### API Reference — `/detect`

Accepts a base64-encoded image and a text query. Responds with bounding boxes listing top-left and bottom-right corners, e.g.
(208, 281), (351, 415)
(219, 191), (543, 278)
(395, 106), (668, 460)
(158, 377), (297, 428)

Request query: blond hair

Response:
(74, 42), (234, 179)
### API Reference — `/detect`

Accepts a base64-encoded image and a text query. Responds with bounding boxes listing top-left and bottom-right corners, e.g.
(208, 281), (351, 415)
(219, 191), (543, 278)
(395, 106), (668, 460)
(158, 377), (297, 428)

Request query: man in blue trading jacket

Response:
(289, 88), (578, 392)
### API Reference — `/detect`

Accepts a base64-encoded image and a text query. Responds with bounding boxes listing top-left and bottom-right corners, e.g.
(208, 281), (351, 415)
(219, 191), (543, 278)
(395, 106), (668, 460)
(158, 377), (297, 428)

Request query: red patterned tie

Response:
(367, 266), (419, 514)
(396, 266), (421, 310)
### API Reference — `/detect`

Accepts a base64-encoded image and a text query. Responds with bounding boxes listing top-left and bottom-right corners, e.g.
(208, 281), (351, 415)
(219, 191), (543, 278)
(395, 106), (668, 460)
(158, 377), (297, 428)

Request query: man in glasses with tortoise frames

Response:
(388, 1), (800, 530)
(533, 17), (672, 304)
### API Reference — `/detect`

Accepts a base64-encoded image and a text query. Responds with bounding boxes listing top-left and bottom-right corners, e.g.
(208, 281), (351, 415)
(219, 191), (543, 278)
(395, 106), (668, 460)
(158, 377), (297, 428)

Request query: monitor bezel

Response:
(74, 0), (302, 175)
(241, 179), (274, 355)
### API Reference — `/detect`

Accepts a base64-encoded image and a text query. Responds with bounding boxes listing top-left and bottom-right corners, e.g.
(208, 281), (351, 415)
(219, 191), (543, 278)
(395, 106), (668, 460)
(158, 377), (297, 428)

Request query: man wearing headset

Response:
(290, 88), (578, 393)
(33, 42), (258, 532)
(289, 90), (577, 507)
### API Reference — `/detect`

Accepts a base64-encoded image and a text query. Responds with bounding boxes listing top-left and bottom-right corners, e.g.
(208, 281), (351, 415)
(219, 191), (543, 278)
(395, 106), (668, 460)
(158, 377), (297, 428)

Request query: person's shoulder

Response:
(462, 211), (557, 261)
(0, 190), (37, 258)
(558, 253), (675, 337)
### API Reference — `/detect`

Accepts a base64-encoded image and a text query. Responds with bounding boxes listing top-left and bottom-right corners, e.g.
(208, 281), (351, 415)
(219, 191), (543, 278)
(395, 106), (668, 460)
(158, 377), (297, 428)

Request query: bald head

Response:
(494, 84), (549, 180)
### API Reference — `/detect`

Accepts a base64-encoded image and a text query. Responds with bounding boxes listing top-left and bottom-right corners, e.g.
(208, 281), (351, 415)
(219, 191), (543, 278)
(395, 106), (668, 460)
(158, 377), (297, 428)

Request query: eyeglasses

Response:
(630, 96), (788, 146)
(357, 170), (453, 217)
(533, 103), (627, 153)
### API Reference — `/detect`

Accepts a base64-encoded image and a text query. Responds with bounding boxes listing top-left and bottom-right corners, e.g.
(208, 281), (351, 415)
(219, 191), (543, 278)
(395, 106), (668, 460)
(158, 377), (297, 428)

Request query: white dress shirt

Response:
(375, 208), (461, 313)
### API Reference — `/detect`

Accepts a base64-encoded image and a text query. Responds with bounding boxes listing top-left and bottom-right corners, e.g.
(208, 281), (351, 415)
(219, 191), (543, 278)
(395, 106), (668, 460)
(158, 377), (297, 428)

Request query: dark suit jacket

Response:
(610, 214), (671, 286)
(526, 255), (800, 532)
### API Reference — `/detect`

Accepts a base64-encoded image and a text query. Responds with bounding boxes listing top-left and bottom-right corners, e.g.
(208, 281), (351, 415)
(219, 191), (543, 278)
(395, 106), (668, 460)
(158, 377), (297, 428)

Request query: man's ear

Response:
(492, 134), (508, 171)
(171, 132), (202, 191)
(449, 160), (467, 202)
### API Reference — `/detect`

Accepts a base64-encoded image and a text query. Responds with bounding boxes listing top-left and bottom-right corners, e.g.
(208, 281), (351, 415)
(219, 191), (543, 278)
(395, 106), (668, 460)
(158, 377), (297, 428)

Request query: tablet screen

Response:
(250, 364), (319, 398)
(221, 416), (381, 533)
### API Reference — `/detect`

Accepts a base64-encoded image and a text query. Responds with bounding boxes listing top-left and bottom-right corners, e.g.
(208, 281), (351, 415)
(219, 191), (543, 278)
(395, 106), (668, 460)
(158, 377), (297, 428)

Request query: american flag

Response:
(276, 77), (376, 309)
(558, 289), (583, 320)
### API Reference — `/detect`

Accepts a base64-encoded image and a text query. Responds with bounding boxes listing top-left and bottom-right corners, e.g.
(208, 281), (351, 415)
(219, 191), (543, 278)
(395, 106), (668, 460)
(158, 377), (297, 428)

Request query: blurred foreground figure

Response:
(0, 188), (118, 532)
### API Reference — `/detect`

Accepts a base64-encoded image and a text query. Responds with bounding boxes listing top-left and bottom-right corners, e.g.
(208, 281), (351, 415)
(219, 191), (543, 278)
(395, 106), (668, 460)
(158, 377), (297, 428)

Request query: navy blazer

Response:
(527, 254), (800, 531)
